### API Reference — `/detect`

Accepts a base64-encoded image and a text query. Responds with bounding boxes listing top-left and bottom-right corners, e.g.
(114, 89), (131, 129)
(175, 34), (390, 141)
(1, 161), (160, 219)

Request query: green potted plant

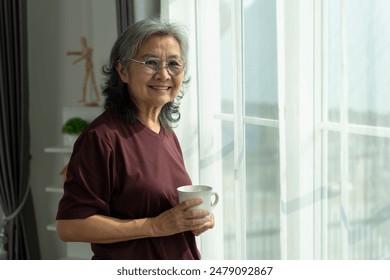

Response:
(61, 117), (88, 147)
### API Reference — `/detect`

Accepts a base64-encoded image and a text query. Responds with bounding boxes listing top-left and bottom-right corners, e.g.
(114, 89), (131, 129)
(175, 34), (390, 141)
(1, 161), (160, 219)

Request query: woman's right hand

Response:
(151, 198), (210, 237)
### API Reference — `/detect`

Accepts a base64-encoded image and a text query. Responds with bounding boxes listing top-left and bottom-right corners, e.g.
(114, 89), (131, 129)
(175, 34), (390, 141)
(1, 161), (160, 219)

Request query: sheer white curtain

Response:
(276, 0), (319, 259)
(323, 0), (390, 259)
(163, 0), (390, 260)
(163, 0), (280, 260)
(278, 0), (390, 259)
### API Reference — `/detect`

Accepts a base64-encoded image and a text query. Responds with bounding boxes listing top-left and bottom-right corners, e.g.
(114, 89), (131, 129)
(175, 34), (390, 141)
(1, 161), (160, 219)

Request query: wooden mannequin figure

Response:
(66, 36), (100, 106)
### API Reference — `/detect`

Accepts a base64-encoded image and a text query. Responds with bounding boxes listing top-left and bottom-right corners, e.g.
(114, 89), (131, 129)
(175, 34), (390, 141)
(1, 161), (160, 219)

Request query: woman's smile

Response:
(148, 85), (171, 91)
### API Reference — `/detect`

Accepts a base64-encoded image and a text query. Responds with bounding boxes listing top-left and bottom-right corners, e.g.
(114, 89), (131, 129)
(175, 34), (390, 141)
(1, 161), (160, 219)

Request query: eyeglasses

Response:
(128, 57), (185, 76)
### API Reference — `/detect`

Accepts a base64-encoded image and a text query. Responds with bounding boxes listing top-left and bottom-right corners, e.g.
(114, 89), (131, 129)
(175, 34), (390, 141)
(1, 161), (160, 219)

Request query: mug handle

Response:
(210, 192), (219, 210)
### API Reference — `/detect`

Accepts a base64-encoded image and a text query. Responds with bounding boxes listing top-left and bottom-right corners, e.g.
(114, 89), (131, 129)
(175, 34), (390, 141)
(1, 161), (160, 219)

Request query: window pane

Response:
(243, 0), (278, 120)
(327, 0), (390, 126)
(347, 135), (390, 259)
(245, 124), (280, 259)
(346, 1), (390, 126)
(327, 132), (390, 259)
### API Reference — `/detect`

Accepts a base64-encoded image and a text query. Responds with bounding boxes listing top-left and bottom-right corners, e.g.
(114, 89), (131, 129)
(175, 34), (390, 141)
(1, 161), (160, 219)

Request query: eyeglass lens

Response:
(143, 58), (184, 75)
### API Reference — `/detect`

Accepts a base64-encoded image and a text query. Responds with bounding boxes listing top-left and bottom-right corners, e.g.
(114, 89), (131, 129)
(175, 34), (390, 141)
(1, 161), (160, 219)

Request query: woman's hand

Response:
(192, 213), (215, 236)
(151, 198), (211, 237)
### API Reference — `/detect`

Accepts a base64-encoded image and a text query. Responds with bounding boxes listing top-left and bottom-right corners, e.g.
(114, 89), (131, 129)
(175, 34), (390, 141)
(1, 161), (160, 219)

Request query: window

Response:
(163, 0), (390, 260)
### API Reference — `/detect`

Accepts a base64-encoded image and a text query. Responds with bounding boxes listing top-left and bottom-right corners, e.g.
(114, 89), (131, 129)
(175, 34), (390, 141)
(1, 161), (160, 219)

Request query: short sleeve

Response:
(56, 130), (115, 220)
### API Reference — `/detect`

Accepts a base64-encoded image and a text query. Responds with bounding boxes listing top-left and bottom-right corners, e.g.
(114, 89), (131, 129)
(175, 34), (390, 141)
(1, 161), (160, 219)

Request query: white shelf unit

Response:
(44, 106), (103, 259)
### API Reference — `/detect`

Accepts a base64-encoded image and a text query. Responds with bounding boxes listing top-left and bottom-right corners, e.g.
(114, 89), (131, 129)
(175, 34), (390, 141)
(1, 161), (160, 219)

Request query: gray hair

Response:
(102, 18), (190, 128)
(116, 18), (189, 80)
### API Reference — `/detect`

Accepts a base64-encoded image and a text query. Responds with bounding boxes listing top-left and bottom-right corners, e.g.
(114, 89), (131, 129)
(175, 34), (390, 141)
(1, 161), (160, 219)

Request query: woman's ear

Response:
(115, 60), (128, 83)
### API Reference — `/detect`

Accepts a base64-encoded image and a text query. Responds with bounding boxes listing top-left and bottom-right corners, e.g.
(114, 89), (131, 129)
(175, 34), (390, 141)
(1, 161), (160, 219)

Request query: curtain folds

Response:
(116, 0), (135, 34)
(115, 0), (160, 34)
(0, 0), (40, 259)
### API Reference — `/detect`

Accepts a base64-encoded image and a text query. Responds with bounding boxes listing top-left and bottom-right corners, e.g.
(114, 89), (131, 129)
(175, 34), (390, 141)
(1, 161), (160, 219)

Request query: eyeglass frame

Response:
(127, 57), (185, 76)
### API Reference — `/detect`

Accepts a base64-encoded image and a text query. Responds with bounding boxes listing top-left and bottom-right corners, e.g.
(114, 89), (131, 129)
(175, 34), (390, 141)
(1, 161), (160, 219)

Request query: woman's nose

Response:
(154, 65), (171, 80)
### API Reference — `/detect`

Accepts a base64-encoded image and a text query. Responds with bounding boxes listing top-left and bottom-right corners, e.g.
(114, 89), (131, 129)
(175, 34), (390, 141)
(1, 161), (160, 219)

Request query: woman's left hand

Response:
(192, 214), (215, 236)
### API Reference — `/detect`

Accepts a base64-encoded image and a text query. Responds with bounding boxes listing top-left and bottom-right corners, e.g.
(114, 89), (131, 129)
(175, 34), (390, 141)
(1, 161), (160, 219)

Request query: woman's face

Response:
(117, 35), (185, 111)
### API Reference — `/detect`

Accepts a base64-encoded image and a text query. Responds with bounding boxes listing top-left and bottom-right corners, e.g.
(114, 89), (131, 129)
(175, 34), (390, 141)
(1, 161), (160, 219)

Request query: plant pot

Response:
(64, 134), (79, 147)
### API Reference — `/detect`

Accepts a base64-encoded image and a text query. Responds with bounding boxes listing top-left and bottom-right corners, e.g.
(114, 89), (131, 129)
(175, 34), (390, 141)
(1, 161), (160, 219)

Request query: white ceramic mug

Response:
(177, 185), (219, 211)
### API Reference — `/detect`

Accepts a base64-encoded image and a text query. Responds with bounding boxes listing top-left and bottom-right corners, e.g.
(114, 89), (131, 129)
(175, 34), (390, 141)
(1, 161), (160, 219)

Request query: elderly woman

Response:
(56, 18), (214, 260)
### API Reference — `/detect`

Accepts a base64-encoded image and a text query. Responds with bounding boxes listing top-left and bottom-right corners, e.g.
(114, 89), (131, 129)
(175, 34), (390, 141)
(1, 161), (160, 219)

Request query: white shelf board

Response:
(46, 223), (56, 231)
(44, 146), (73, 153)
(45, 186), (64, 194)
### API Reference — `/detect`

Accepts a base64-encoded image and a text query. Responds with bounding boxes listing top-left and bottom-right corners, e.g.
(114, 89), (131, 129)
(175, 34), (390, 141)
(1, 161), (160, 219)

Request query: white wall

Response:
(28, 0), (117, 259)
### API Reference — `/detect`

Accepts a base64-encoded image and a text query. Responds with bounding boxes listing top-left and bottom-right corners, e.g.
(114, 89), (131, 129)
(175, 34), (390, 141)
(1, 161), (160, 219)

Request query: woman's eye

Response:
(145, 59), (159, 66)
(168, 61), (179, 66)
(169, 60), (184, 67)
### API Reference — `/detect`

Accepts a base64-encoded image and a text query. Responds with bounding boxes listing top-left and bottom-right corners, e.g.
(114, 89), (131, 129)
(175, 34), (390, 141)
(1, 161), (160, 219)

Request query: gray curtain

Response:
(0, 0), (40, 259)
(116, 0), (161, 34)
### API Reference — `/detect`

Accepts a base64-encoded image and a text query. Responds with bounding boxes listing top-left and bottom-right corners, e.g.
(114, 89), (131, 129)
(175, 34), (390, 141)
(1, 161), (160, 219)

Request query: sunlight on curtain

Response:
(276, 0), (318, 259)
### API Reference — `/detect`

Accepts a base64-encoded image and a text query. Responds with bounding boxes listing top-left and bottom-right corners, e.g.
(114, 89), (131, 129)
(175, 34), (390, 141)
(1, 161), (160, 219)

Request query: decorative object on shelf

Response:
(61, 117), (88, 147)
(66, 36), (100, 107)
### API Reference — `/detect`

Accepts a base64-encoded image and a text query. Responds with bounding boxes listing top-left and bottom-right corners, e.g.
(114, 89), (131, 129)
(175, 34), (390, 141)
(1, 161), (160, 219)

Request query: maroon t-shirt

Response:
(56, 111), (200, 260)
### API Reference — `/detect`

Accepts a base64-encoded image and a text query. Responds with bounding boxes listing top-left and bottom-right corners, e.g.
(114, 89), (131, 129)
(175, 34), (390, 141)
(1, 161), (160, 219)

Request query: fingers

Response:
(183, 209), (209, 219)
(177, 198), (203, 210)
(152, 199), (214, 237)
(192, 214), (215, 236)
(151, 206), (210, 237)
(177, 198), (210, 218)
(185, 216), (210, 228)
